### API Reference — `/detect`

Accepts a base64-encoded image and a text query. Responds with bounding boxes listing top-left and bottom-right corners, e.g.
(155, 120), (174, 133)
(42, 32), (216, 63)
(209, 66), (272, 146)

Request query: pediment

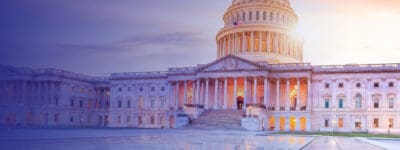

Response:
(198, 55), (264, 72)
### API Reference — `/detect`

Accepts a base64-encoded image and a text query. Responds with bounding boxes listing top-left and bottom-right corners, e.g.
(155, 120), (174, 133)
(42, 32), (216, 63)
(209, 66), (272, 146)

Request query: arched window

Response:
(256, 11), (260, 20)
(355, 94), (362, 108)
(263, 11), (267, 20)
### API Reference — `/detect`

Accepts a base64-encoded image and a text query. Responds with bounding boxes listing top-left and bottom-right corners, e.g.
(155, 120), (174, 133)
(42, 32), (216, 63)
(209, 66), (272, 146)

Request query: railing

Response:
(111, 71), (168, 78)
(184, 104), (204, 109)
(168, 67), (197, 73)
(246, 103), (266, 109)
(313, 63), (400, 72)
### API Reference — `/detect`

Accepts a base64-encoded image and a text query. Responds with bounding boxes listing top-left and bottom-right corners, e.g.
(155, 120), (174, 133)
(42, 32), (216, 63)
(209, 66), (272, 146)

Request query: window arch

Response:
(355, 94), (362, 108)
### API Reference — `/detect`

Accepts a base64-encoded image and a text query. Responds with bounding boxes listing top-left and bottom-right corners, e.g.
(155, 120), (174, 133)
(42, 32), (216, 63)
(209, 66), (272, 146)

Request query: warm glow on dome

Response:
(216, 0), (303, 64)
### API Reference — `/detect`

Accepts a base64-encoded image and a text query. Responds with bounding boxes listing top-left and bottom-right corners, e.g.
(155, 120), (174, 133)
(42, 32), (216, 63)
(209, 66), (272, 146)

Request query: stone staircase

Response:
(191, 110), (245, 130)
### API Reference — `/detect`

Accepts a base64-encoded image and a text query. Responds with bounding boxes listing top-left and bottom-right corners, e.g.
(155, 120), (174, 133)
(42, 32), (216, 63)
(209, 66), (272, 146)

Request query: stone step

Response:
(191, 110), (244, 130)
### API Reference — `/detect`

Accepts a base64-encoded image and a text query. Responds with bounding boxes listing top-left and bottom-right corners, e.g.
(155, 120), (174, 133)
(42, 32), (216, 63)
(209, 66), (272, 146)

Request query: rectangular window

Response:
(138, 116), (142, 124)
(389, 82), (394, 88)
(356, 83), (361, 88)
(325, 99), (330, 108)
(338, 99), (344, 108)
(249, 11), (253, 21)
(79, 100), (83, 108)
(389, 98), (394, 109)
(127, 116), (130, 123)
(151, 116), (155, 124)
(118, 116), (121, 124)
(338, 118), (344, 128)
(270, 12), (273, 21)
(338, 83), (344, 88)
(324, 118), (329, 127)
(118, 101), (122, 108)
(389, 118), (394, 128)
(70, 99), (74, 107)
(355, 122), (362, 128)
(374, 82), (379, 88)
(325, 83), (330, 88)
(373, 118), (379, 128)
(127, 100), (131, 108)
(374, 98), (379, 109)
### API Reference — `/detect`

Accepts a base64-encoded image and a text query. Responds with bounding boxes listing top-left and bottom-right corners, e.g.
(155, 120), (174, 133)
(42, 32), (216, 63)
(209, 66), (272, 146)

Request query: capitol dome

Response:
(216, 0), (303, 64)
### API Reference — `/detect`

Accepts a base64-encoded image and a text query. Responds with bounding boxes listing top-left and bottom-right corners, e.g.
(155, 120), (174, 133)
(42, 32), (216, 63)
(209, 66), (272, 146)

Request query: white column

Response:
(253, 77), (258, 104)
(233, 77), (238, 109)
(175, 81), (179, 109)
(264, 77), (268, 108)
(222, 38), (226, 57)
(286, 79), (290, 111)
(192, 80), (196, 104)
(276, 79), (280, 110)
(259, 32), (262, 52)
(214, 79), (219, 109)
(296, 78), (301, 110)
(227, 35), (231, 55)
(266, 32), (271, 53)
(223, 78), (228, 109)
(200, 81), (204, 105)
(273, 33), (278, 53)
(205, 79), (209, 109)
(307, 78), (312, 111)
(244, 77), (248, 108)
(242, 32), (246, 52)
(233, 34), (236, 54)
(196, 79), (200, 105)
(184, 81), (187, 105)
(251, 32), (254, 52)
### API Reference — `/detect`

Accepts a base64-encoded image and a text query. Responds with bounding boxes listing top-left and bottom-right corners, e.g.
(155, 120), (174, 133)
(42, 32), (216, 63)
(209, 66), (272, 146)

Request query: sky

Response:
(1, 0), (400, 76)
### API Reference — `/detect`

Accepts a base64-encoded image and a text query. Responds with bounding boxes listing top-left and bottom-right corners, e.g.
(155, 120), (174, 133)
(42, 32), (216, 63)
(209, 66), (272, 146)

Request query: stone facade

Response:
(0, 0), (399, 134)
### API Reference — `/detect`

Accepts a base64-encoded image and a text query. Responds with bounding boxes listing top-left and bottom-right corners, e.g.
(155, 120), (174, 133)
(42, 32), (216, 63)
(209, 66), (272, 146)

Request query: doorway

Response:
(237, 96), (244, 110)
(169, 115), (175, 128)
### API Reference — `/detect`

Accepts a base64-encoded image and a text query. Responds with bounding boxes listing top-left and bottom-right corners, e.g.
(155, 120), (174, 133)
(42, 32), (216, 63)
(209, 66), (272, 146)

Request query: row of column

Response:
(217, 31), (302, 59)
(171, 77), (311, 111)
(0, 80), (59, 106)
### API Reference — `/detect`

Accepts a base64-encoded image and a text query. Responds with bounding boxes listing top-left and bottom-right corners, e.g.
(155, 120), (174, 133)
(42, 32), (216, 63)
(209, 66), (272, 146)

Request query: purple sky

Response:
(1, 0), (400, 76)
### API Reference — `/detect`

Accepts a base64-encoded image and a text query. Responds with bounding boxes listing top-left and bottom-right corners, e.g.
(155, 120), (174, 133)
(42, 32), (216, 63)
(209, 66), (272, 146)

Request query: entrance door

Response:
(237, 97), (244, 110)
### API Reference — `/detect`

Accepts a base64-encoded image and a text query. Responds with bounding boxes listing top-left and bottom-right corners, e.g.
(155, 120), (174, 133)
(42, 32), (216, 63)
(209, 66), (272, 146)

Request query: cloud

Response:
(57, 32), (208, 53)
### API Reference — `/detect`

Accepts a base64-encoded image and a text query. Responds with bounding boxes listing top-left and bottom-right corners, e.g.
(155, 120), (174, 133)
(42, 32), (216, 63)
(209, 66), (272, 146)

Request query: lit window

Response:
(389, 118), (394, 128)
(373, 118), (379, 128)
(338, 118), (343, 128)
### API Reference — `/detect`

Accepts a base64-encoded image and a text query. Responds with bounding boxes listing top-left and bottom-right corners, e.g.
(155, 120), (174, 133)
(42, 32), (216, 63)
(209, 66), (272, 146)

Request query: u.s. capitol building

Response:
(1, 0), (400, 134)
